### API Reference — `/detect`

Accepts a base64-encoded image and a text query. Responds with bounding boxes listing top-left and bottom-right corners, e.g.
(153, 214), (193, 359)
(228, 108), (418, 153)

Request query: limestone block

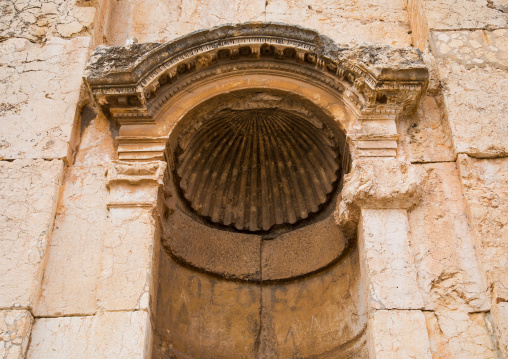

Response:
(73, 111), (117, 167)
(258, 251), (367, 358)
(164, 210), (262, 281)
(431, 30), (508, 70)
(458, 155), (508, 272)
(89, 311), (149, 358)
(423, 0), (508, 30)
(97, 208), (155, 311)
(359, 209), (424, 310)
(403, 96), (455, 162)
(0, 37), (90, 160)
(406, 0), (430, 50)
(27, 311), (148, 358)
(0, 0), (95, 42)
(0, 310), (33, 359)
(488, 269), (508, 303)
(153, 251), (262, 358)
(35, 166), (108, 317)
(424, 311), (499, 359)
(107, 0), (266, 45)
(368, 310), (431, 359)
(492, 303), (508, 358)
(107, 0), (411, 46)
(0, 159), (64, 308)
(408, 163), (489, 311)
(264, 0), (412, 46)
(153, 246), (366, 358)
(436, 59), (508, 157)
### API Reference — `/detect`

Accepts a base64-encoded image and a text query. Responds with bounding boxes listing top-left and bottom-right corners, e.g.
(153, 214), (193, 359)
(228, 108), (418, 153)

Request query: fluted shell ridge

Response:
(176, 109), (340, 232)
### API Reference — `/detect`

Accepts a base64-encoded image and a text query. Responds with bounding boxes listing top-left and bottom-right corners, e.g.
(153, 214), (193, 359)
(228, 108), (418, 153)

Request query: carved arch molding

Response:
(86, 23), (428, 281)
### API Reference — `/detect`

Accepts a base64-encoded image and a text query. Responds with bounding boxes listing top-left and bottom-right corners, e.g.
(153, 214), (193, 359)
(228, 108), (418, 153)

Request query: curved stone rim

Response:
(85, 22), (429, 125)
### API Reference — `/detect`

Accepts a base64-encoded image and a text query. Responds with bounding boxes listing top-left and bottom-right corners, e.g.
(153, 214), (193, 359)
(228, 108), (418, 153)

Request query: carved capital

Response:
(106, 161), (167, 208)
(335, 159), (427, 239)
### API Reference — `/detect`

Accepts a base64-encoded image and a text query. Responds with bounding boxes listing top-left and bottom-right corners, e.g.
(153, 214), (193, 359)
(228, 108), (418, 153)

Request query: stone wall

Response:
(0, 0), (507, 358)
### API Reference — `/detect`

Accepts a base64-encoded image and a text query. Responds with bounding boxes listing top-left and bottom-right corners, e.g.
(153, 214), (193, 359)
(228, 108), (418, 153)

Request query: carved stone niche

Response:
(85, 23), (429, 281)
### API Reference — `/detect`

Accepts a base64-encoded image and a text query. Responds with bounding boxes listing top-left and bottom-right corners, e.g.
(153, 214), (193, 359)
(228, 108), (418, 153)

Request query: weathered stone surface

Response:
(408, 163), (489, 311)
(0, 310), (33, 359)
(163, 210), (262, 281)
(406, 0), (430, 50)
(27, 311), (148, 358)
(368, 310), (432, 359)
(437, 60), (508, 157)
(0, 37), (90, 160)
(424, 0), (508, 30)
(424, 311), (499, 359)
(0, 159), (64, 308)
(107, 0), (266, 45)
(34, 166), (108, 316)
(261, 214), (347, 281)
(492, 303), (508, 358)
(258, 250), (366, 358)
(264, 0), (412, 46)
(403, 96), (455, 162)
(34, 110), (116, 316)
(359, 209), (424, 310)
(488, 269), (508, 303)
(107, 0), (411, 46)
(0, 0), (95, 42)
(153, 251), (262, 358)
(73, 111), (117, 167)
(431, 29), (508, 70)
(97, 208), (154, 311)
(336, 159), (426, 239)
(153, 243), (366, 358)
(458, 155), (508, 273)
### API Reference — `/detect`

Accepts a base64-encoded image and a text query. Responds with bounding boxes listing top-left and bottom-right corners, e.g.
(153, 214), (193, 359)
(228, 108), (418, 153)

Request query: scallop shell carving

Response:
(176, 109), (340, 232)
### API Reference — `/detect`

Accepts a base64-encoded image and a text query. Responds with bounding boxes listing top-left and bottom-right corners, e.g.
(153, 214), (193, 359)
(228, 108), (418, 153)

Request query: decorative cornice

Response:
(84, 23), (429, 124)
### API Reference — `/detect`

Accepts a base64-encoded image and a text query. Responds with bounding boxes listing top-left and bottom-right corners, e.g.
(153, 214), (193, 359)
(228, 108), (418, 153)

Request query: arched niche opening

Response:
(161, 88), (352, 280)
(85, 22), (428, 359)
(150, 87), (367, 359)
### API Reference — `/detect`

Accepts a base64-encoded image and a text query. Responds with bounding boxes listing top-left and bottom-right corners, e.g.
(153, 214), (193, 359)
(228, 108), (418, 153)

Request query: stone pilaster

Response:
(99, 160), (166, 356)
(337, 158), (431, 358)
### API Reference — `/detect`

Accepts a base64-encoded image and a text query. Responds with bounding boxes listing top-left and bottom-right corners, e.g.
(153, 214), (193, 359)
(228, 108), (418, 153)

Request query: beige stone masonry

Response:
(492, 303), (508, 358)
(97, 161), (165, 312)
(0, 37), (91, 161)
(408, 162), (489, 312)
(107, 0), (411, 46)
(35, 166), (108, 317)
(97, 208), (154, 311)
(436, 60), (508, 157)
(359, 209), (424, 311)
(458, 155), (508, 276)
(0, 310), (33, 359)
(0, 159), (64, 309)
(35, 110), (116, 317)
(27, 311), (148, 358)
(431, 29), (508, 70)
(107, 0), (265, 45)
(423, 0), (508, 30)
(424, 310), (500, 359)
(403, 95), (455, 163)
(368, 310), (432, 359)
(0, 0), (95, 42)
(264, 0), (411, 46)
